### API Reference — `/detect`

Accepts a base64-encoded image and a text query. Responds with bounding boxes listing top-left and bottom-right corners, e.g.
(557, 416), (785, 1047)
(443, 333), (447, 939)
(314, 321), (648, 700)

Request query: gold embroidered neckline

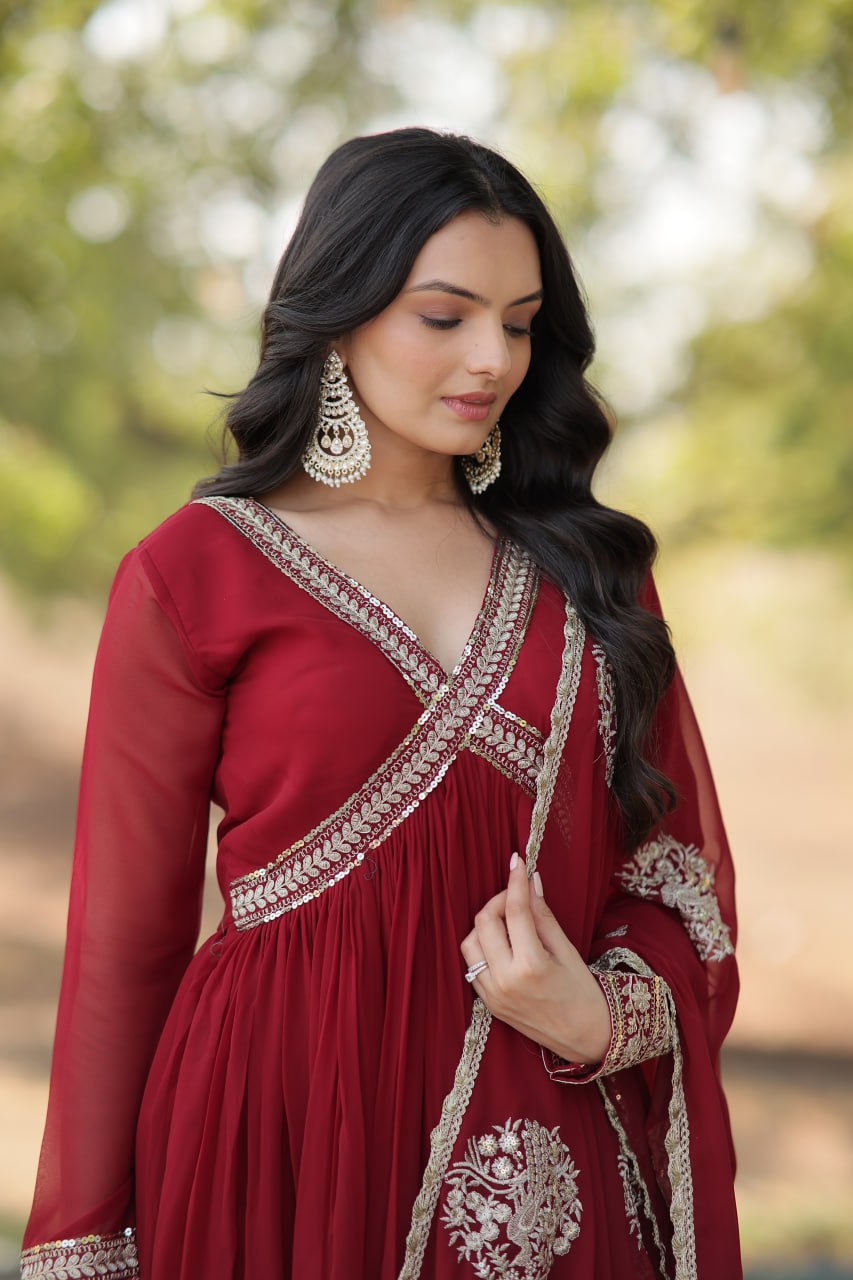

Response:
(228, 543), (541, 928)
(253, 499), (503, 682)
(194, 495), (538, 708)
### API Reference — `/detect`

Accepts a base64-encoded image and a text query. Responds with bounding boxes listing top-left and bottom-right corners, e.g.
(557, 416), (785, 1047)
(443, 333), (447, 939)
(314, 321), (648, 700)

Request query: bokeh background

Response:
(1, 1), (852, 1275)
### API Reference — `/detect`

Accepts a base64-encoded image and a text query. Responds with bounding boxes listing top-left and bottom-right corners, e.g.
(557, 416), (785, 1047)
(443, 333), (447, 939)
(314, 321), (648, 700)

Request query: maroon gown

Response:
(21, 496), (741, 1279)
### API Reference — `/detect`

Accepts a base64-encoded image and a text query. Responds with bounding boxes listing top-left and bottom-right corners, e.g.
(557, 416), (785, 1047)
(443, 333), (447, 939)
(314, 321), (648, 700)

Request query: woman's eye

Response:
(419, 315), (533, 336)
(420, 316), (460, 330)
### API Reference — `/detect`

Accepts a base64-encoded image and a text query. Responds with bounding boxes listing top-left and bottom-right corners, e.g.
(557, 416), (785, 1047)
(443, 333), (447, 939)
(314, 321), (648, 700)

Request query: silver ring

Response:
(464, 960), (489, 984)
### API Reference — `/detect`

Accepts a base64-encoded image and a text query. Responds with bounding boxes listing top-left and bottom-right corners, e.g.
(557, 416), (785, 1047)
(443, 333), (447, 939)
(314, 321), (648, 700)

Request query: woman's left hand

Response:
(460, 852), (612, 1065)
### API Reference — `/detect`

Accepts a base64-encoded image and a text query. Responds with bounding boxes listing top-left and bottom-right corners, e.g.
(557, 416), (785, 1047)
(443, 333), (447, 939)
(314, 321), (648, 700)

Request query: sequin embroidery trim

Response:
(21, 1229), (138, 1280)
(467, 702), (544, 796)
(228, 547), (537, 927)
(196, 494), (542, 798)
(194, 495), (507, 701)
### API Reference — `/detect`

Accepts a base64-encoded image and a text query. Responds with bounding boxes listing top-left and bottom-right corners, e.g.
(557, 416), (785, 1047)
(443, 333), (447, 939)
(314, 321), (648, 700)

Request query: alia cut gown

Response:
(21, 496), (741, 1279)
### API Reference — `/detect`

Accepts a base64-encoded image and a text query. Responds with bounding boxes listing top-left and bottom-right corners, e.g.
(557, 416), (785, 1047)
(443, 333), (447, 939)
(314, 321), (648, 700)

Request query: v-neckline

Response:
(251, 499), (506, 684)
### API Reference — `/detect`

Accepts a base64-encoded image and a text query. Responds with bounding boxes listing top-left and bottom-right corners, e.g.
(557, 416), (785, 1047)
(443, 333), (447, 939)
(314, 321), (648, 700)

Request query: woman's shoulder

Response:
(110, 497), (284, 678)
(136, 496), (234, 558)
(124, 497), (274, 628)
(129, 496), (265, 588)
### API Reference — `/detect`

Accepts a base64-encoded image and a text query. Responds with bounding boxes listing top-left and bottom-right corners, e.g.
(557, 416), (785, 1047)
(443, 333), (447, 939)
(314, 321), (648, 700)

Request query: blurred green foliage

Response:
(1, 0), (851, 594)
(0, 0), (395, 590)
(647, 178), (853, 553)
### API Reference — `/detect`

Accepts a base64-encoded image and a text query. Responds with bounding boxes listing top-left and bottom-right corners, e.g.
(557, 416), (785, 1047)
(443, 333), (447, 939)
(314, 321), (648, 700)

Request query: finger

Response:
(503, 852), (548, 964)
(459, 928), (485, 968)
(528, 872), (584, 964)
(473, 889), (513, 974)
(459, 928), (496, 995)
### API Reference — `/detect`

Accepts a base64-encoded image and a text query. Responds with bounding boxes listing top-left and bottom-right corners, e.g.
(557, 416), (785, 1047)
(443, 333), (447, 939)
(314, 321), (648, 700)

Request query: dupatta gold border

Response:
(396, 598), (586, 1280)
(594, 946), (698, 1280)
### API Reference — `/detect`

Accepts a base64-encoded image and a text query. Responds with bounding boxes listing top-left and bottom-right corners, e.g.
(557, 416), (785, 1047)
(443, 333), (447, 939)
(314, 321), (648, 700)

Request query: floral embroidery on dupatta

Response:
(440, 1119), (582, 1278)
(21, 1229), (138, 1279)
(616, 1149), (644, 1250)
(591, 641), (616, 787)
(617, 834), (734, 963)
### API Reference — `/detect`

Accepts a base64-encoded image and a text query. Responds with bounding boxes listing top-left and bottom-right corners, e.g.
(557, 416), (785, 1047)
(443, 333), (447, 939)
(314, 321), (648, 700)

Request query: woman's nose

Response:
(466, 320), (513, 379)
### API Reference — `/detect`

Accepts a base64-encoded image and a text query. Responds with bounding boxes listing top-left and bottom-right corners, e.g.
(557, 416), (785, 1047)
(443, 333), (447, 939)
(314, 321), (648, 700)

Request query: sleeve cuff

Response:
(542, 956), (674, 1084)
(21, 1229), (138, 1279)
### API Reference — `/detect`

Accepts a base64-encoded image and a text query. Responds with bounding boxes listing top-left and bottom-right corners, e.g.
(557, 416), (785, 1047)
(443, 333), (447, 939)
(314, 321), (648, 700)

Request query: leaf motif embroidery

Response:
(21, 1230), (138, 1280)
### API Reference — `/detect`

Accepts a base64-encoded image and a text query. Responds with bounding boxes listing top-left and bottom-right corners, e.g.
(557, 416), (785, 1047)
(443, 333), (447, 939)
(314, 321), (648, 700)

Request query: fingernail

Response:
(510, 851), (519, 871)
(533, 871), (544, 897)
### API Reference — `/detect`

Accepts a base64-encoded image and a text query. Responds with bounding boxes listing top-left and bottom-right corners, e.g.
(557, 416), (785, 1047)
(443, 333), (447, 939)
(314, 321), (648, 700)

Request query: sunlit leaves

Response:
(0, 0), (397, 594)
(1, 0), (852, 594)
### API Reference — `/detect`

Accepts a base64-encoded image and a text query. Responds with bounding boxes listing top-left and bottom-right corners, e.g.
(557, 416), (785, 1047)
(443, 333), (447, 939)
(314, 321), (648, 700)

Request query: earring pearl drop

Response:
(302, 351), (372, 487)
(461, 422), (502, 494)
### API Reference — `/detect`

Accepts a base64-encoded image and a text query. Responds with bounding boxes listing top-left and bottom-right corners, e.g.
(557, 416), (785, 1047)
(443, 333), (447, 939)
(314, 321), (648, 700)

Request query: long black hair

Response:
(194, 127), (676, 847)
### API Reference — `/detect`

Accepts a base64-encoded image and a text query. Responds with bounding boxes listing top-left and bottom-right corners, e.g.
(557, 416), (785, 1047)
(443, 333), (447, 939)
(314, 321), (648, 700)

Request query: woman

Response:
(21, 128), (741, 1279)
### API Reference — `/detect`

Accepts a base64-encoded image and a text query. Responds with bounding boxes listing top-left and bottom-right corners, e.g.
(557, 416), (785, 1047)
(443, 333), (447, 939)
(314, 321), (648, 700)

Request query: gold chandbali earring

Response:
(461, 422), (501, 494)
(302, 350), (372, 487)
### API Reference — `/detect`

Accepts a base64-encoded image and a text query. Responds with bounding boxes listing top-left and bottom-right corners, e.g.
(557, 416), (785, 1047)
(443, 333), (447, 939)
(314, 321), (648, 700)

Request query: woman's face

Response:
(337, 211), (542, 464)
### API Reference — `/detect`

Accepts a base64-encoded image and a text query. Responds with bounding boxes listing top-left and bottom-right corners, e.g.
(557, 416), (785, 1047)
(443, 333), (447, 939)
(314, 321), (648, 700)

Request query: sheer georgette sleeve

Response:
(544, 576), (742, 1276)
(21, 548), (225, 1279)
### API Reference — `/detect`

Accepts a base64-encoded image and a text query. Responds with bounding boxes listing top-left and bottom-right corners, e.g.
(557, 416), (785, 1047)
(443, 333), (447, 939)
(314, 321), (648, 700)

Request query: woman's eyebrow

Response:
(406, 279), (544, 307)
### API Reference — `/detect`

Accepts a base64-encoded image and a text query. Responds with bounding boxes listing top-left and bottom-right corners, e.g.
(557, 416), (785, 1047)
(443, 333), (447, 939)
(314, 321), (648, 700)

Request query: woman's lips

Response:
(442, 394), (496, 422)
